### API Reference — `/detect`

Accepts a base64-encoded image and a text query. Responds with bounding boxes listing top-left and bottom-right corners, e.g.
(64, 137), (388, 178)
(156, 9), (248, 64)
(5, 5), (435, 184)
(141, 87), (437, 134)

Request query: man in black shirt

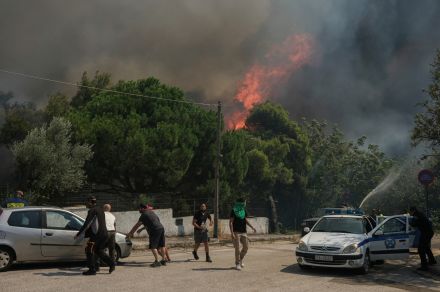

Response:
(192, 203), (213, 262)
(229, 198), (256, 270)
(75, 196), (115, 275)
(127, 204), (167, 267)
(409, 206), (436, 271)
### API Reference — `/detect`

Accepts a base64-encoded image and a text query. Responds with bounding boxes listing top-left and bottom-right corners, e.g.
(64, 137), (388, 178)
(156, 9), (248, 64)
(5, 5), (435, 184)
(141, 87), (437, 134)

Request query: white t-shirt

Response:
(105, 212), (116, 231)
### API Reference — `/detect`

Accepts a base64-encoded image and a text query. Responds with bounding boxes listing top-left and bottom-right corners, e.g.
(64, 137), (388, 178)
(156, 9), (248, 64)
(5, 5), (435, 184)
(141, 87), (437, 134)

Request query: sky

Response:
(1, 0), (440, 155)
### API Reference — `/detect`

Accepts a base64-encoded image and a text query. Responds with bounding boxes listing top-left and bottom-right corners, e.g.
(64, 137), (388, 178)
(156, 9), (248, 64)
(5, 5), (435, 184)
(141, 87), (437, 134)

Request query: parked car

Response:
(295, 214), (415, 274)
(0, 206), (132, 272)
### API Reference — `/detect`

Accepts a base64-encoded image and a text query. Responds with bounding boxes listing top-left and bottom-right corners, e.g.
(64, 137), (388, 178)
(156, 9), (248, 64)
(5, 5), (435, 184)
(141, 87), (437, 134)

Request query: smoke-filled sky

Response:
(1, 0), (440, 155)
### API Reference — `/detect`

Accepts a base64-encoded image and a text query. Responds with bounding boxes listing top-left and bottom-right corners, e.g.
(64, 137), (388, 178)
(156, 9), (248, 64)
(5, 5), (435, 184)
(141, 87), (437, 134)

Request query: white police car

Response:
(295, 214), (414, 274)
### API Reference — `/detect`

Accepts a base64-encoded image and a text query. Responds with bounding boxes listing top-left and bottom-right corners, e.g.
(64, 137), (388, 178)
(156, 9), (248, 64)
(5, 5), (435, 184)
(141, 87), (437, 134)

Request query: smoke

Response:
(1, 0), (440, 155)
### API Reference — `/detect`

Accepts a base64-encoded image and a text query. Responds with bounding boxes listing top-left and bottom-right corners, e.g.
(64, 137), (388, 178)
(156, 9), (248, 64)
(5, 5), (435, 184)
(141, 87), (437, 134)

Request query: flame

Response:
(228, 34), (314, 129)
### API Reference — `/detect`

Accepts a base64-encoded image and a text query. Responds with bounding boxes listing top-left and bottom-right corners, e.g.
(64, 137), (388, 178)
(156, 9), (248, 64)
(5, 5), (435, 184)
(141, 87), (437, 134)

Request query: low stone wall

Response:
(66, 207), (269, 237)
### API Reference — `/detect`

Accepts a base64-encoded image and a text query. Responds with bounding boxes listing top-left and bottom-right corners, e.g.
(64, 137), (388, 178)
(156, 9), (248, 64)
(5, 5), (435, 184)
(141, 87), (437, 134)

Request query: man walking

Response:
(409, 206), (436, 271)
(103, 204), (116, 262)
(75, 196), (115, 275)
(229, 198), (256, 270)
(192, 203), (213, 262)
(127, 204), (167, 267)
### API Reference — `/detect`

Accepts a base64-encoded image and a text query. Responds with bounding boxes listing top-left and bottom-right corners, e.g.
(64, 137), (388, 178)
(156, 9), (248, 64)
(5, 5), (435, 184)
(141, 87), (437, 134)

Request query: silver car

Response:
(0, 206), (132, 272)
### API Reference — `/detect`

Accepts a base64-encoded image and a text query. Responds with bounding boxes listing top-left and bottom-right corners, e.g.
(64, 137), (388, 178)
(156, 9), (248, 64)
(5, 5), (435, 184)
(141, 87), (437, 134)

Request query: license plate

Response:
(315, 255), (333, 262)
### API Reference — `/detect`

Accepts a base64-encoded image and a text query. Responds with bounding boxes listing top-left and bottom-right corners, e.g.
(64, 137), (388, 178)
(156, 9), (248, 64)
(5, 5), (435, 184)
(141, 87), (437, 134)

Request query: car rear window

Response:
(8, 210), (42, 229)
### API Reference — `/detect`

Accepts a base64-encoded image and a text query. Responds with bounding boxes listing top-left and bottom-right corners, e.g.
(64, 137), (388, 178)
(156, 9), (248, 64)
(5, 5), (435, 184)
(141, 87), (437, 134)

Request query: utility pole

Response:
(213, 101), (222, 239)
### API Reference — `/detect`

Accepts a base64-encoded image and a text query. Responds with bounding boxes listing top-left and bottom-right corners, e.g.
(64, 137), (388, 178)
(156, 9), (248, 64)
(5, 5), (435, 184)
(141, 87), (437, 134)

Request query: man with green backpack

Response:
(229, 198), (256, 270)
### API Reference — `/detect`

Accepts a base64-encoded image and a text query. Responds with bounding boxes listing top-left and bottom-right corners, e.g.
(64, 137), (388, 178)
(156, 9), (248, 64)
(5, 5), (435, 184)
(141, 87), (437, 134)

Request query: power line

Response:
(0, 68), (216, 107)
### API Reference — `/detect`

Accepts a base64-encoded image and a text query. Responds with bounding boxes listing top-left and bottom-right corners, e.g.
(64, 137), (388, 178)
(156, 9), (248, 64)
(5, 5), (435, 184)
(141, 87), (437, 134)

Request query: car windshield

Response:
(312, 217), (364, 234)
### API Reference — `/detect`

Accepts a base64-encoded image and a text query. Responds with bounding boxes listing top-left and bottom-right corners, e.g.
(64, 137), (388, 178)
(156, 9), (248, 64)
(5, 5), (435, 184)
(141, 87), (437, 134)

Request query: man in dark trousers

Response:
(127, 204), (167, 267)
(75, 196), (115, 275)
(409, 206), (437, 271)
(192, 203), (213, 262)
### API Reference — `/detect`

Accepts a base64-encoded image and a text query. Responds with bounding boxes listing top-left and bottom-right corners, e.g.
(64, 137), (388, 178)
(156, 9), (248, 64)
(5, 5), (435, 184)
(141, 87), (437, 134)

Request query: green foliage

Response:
(70, 71), (111, 108)
(0, 102), (45, 145)
(11, 117), (92, 203)
(413, 49), (440, 152)
(45, 93), (71, 119)
(68, 77), (217, 196)
(302, 119), (393, 216)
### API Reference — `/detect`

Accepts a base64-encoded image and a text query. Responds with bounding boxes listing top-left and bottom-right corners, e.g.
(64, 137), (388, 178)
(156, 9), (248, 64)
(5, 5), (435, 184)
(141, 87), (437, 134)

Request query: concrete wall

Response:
(66, 207), (269, 237)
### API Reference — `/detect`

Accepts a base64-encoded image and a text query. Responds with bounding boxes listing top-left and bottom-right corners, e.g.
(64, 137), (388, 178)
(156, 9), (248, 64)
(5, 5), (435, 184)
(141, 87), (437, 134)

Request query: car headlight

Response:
(298, 241), (308, 251)
(342, 243), (359, 254)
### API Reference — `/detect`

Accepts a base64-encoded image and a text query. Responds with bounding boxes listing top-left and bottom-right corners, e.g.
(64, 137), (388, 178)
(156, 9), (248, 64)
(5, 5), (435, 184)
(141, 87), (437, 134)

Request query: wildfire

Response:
(228, 34), (315, 129)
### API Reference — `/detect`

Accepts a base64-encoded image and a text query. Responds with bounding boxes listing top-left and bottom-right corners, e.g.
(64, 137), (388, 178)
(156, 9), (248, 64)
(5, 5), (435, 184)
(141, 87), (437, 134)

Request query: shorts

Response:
(194, 229), (209, 244)
(149, 228), (165, 249)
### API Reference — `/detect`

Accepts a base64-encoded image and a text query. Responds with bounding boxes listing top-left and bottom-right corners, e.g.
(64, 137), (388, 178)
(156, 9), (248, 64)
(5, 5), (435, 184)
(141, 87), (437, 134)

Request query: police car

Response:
(295, 214), (415, 274)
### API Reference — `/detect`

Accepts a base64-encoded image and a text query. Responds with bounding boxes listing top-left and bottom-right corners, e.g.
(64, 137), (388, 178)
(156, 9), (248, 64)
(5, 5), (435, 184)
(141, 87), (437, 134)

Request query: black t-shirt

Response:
(193, 210), (212, 229)
(230, 209), (248, 233)
(139, 210), (164, 234)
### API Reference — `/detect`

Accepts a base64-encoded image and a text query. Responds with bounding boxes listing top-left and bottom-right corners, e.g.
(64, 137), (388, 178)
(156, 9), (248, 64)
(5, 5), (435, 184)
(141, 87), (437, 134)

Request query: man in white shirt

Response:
(104, 204), (116, 261)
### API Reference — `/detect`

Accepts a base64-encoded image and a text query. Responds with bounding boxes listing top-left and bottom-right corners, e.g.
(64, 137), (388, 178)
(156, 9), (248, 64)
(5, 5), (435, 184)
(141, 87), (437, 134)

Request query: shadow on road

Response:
(192, 267), (236, 271)
(281, 262), (440, 292)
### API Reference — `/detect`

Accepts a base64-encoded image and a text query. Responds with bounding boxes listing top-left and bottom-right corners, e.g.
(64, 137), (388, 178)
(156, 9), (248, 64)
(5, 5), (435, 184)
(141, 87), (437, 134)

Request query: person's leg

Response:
(95, 238), (115, 273)
(233, 233), (240, 266)
(84, 240), (97, 275)
(164, 247), (171, 261)
(418, 235), (429, 269)
(427, 234), (437, 264)
(158, 230), (167, 265)
(204, 241), (212, 262)
(239, 234), (249, 264)
(193, 230), (201, 260)
(152, 248), (159, 261)
(108, 232), (116, 262)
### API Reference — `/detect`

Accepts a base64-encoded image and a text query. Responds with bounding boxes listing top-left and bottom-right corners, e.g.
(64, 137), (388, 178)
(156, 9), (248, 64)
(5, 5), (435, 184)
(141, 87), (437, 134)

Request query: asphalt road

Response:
(1, 241), (439, 292)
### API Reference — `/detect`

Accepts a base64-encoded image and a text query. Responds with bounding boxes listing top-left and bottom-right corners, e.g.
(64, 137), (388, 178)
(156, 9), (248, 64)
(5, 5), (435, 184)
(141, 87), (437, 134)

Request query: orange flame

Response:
(228, 34), (315, 129)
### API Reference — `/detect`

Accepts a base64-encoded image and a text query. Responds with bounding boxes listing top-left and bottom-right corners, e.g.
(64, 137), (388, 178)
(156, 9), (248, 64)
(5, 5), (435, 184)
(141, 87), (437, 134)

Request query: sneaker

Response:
(429, 260), (437, 266)
(192, 251), (199, 260)
(206, 256), (212, 263)
(109, 265), (115, 274)
(160, 260), (167, 266)
(82, 270), (96, 276)
(240, 261), (245, 268)
(236, 264), (242, 270)
(150, 261), (161, 267)
(417, 266), (429, 271)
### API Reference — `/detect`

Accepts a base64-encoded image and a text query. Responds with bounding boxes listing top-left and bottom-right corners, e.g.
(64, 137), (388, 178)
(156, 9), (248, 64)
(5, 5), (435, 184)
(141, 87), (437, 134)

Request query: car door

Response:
(41, 210), (86, 259)
(369, 215), (410, 261)
(6, 210), (43, 261)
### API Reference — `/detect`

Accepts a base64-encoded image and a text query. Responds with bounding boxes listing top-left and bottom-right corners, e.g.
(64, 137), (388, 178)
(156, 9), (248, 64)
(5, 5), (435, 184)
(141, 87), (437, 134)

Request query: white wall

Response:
(66, 207), (269, 237)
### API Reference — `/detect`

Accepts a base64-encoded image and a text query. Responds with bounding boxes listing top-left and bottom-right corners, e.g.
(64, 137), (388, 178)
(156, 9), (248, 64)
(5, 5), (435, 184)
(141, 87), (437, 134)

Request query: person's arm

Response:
(127, 221), (143, 238)
(245, 218), (257, 233)
(75, 209), (95, 239)
(229, 217), (235, 239)
(136, 226), (146, 234)
(208, 214), (213, 226)
(192, 218), (202, 230)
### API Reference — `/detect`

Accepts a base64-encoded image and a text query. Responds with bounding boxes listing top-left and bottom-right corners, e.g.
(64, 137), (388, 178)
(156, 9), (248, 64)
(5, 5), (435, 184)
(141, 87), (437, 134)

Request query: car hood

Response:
(303, 232), (366, 248)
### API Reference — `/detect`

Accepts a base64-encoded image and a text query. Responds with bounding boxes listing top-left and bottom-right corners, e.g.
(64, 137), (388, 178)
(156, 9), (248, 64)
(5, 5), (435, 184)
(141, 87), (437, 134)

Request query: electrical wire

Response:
(0, 68), (217, 107)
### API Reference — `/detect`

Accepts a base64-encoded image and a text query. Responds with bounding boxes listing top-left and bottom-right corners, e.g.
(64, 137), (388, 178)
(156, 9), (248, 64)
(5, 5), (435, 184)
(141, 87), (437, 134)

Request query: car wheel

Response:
(358, 251), (370, 274)
(0, 247), (14, 272)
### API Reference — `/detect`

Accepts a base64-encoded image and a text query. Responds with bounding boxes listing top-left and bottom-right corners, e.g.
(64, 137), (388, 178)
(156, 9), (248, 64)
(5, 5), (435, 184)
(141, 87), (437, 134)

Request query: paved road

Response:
(1, 241), (439, 292)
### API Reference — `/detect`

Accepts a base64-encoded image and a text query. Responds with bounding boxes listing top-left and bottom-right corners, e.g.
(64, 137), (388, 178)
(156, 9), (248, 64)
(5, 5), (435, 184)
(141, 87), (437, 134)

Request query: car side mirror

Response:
(374, 230), (384, 237)
(303, 227), (310, 234)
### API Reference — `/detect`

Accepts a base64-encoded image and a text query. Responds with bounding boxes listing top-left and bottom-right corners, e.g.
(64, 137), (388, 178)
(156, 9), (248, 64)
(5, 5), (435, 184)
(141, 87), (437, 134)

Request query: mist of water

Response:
(359, 167), (403, 208)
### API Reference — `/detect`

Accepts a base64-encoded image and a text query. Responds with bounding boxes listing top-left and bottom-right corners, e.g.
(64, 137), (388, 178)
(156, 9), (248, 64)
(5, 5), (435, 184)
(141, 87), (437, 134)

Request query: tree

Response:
(302, 119), (392, 216)
(70, 71), (111, 108)
(244, 102), (312, 231)
(69, 77), (217, 197)
(413, 49), (440, 153)
(0, 102), (45, 145)
(45, 93), (71, 120)
(11, 117), (92, 203)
